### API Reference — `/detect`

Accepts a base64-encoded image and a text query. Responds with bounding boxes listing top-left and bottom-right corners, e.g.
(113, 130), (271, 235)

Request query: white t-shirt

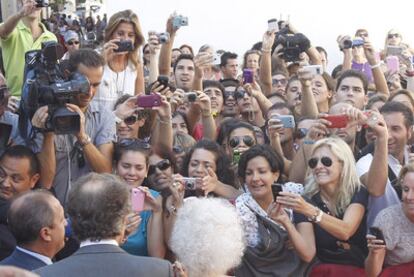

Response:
(93, 61), (137, 111)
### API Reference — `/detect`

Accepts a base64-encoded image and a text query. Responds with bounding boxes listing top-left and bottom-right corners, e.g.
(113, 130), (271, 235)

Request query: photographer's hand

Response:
(102, 38), (120, 62)
(20, 0), (38, 17)
(31, 106), (49, 129)
(66, 103), (86, 140)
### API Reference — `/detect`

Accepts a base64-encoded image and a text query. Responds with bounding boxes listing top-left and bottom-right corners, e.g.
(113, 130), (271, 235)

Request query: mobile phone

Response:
(184, 92), (197, 102)
(182, 177), (198, 190)
(131, 188), (145, 212)
(213, 53), (221, 65)
(267, 18), (279, 33)
(243, 69), (254, 84)
(157, 75), (169, 89)
(114, 40), (134, 52)
(277, 115), (295, 128)
(369, 227), (385, 244)
(324, 114), (348, 129)
(303, 65), (323, 75)
(386, 56), (400, 73)
(233, 149), (241, 165)
(0, 123), (12, 151)
(387, 45), (403, 56)
(271, 184), (283, 201)
(137, 93), (162, 108)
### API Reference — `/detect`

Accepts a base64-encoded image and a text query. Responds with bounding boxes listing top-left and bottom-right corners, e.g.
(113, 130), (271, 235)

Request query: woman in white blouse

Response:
(94, 10), (145, 111)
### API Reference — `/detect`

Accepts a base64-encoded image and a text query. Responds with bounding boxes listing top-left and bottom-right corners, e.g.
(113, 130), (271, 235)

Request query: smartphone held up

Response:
(131, 188), (145, 212)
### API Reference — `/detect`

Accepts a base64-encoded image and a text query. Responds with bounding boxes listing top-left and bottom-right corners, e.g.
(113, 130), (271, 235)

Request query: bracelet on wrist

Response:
(78, 135), (92, 147)
(261, 48), (271, 53)
(303, 139), (315, 145)
(157, 116), (171, 125)
(370, 63), (381, 69)
(201, 110), (212, 117)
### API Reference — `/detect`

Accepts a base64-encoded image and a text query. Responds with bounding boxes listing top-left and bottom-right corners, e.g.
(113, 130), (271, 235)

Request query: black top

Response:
(295, 187), (369, 262)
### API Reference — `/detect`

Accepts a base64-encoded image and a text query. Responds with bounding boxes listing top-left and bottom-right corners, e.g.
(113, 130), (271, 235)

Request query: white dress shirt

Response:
(16, 246), (53, 265)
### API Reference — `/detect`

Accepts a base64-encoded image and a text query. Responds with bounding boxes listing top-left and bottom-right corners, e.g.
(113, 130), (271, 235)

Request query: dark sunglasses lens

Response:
(229, 137), (240, 148)
(244, 136), (255, 147)
(158, 159), (171, 170)
(173, 145), (184, 153)
(321, 157), (333, 167)
(148, 165), (156, 176)
(124, 116), (137, 125)
(235, 91), (245, 99)
(308, 158), (318, 169)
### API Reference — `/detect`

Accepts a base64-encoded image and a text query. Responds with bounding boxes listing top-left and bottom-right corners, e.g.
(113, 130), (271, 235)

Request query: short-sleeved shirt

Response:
(0, 21), (57, 97)
(32, 102), (116, 206)
(373, 204), (414, 266)
(122, 189), (160, 256)
(295, 187), (369, 262)
(356, 152), (405, 227)
(0, 111), (25, 146)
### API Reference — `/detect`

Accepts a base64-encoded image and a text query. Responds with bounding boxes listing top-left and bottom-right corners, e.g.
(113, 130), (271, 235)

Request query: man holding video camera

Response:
(30, 49), (116, 207)
(0, 0), (56, 99)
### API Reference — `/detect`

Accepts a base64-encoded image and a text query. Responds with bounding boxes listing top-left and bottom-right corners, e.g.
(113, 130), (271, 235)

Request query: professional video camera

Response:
(19, 41), (90, 137)
(272, 23), (311, 62)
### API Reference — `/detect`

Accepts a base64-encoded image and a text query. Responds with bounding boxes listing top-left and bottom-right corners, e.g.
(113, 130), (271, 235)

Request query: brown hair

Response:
(104, 10), (145, 69)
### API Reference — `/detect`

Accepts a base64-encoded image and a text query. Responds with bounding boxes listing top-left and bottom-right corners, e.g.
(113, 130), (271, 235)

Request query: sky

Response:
(106, 0), (414, 73)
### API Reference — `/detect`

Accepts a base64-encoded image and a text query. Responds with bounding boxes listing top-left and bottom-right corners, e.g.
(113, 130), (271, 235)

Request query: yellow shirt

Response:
(0, 21), (57, 97)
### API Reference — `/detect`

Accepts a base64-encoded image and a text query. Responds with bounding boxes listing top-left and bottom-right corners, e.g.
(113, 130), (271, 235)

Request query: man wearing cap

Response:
(62, 31), (80, 60)
(0, 0), (57, 98)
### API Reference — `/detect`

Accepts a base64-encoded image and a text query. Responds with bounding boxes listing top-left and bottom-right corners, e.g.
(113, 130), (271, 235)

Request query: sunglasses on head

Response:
(67, 40), (80, 46)
(118, 138), (150, 149)
(388, 34), (400, 39)
(229, 136), (255, 148)
(308, 156), (333, 169)
(148, 159), (171, 175)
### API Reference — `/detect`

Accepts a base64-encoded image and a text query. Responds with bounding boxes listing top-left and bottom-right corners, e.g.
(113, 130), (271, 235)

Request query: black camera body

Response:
(114, 40), (134, 52)
(35, 0), (49, 7)
(273, 29), (311, 62)
(19, 41), (90, 137)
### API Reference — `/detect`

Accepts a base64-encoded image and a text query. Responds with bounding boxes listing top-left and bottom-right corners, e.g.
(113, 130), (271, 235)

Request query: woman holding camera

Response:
(93, 10), (145, 111)
(113, 139), (166, 258)
(365, 163), (414, 277)
(235, 144), (314, 276)
(284, 137), (369, 274)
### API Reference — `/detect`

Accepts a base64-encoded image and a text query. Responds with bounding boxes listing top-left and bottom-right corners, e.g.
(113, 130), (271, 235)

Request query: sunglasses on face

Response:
(173, 145), (184, 154)
(224, 91), (235, 99)
(148, 159), (171, 175)
(358, 33), (368, 38)
(228, 136), (255, 148)
(388, 34), (400, 39)
(234, 90), (248, 100)
(67, 40), (80, 46)
(272, 78), (287, 86)
(122, 115), (138, 125)
(118, 138), (151, 149)
(308, 156), (333, 169)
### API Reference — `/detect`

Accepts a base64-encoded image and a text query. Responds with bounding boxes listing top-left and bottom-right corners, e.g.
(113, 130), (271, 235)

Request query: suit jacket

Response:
(34, 244), (173, 277)
(0, 248), (48, 270)
(0, 199), (15, 261)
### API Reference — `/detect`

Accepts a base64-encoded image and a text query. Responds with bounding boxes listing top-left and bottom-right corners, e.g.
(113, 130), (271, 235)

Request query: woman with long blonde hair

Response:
(93, 10), (145, 110)
(277, 137), (369, 273)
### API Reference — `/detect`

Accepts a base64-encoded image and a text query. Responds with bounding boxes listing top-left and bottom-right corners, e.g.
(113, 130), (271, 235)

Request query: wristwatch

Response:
(78, 135), (92, 147)
(308, 208), (323, 223)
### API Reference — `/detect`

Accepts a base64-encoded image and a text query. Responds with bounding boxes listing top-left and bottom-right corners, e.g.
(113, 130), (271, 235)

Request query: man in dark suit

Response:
(35, 173), (173, 277)
(0, 145), (41, 260)
(0, 190), (66, 270)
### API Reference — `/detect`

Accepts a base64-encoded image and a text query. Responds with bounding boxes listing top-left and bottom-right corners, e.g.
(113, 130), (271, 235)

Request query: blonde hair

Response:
(398, 163), (414, 188)
(304, 137), (362, 215)
(105, 10), (145, 69)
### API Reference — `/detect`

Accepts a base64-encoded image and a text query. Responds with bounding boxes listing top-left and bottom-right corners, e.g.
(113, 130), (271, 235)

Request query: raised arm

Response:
(147, 32), (161, 86)
(360, 112), (389, 197)
(192, 52), (213, 91)
(364, 40), (389, 97)
(0, 0), (36, 39)
(151, 95), (173, 152)
(337, 35), (353, 71)
(245, 82), (272, 115)
(259, 31), (276, 96)
(298, 69), (319, 118)
(159, 15), (178, 76)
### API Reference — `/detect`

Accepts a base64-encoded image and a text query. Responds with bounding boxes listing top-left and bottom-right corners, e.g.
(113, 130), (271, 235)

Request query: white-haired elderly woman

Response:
(279, 137), (369, 273)
(169, 198), (245, 277)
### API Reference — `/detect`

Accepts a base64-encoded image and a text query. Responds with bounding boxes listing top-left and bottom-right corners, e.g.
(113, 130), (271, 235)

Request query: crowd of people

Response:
(1, 0), (414, 276)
